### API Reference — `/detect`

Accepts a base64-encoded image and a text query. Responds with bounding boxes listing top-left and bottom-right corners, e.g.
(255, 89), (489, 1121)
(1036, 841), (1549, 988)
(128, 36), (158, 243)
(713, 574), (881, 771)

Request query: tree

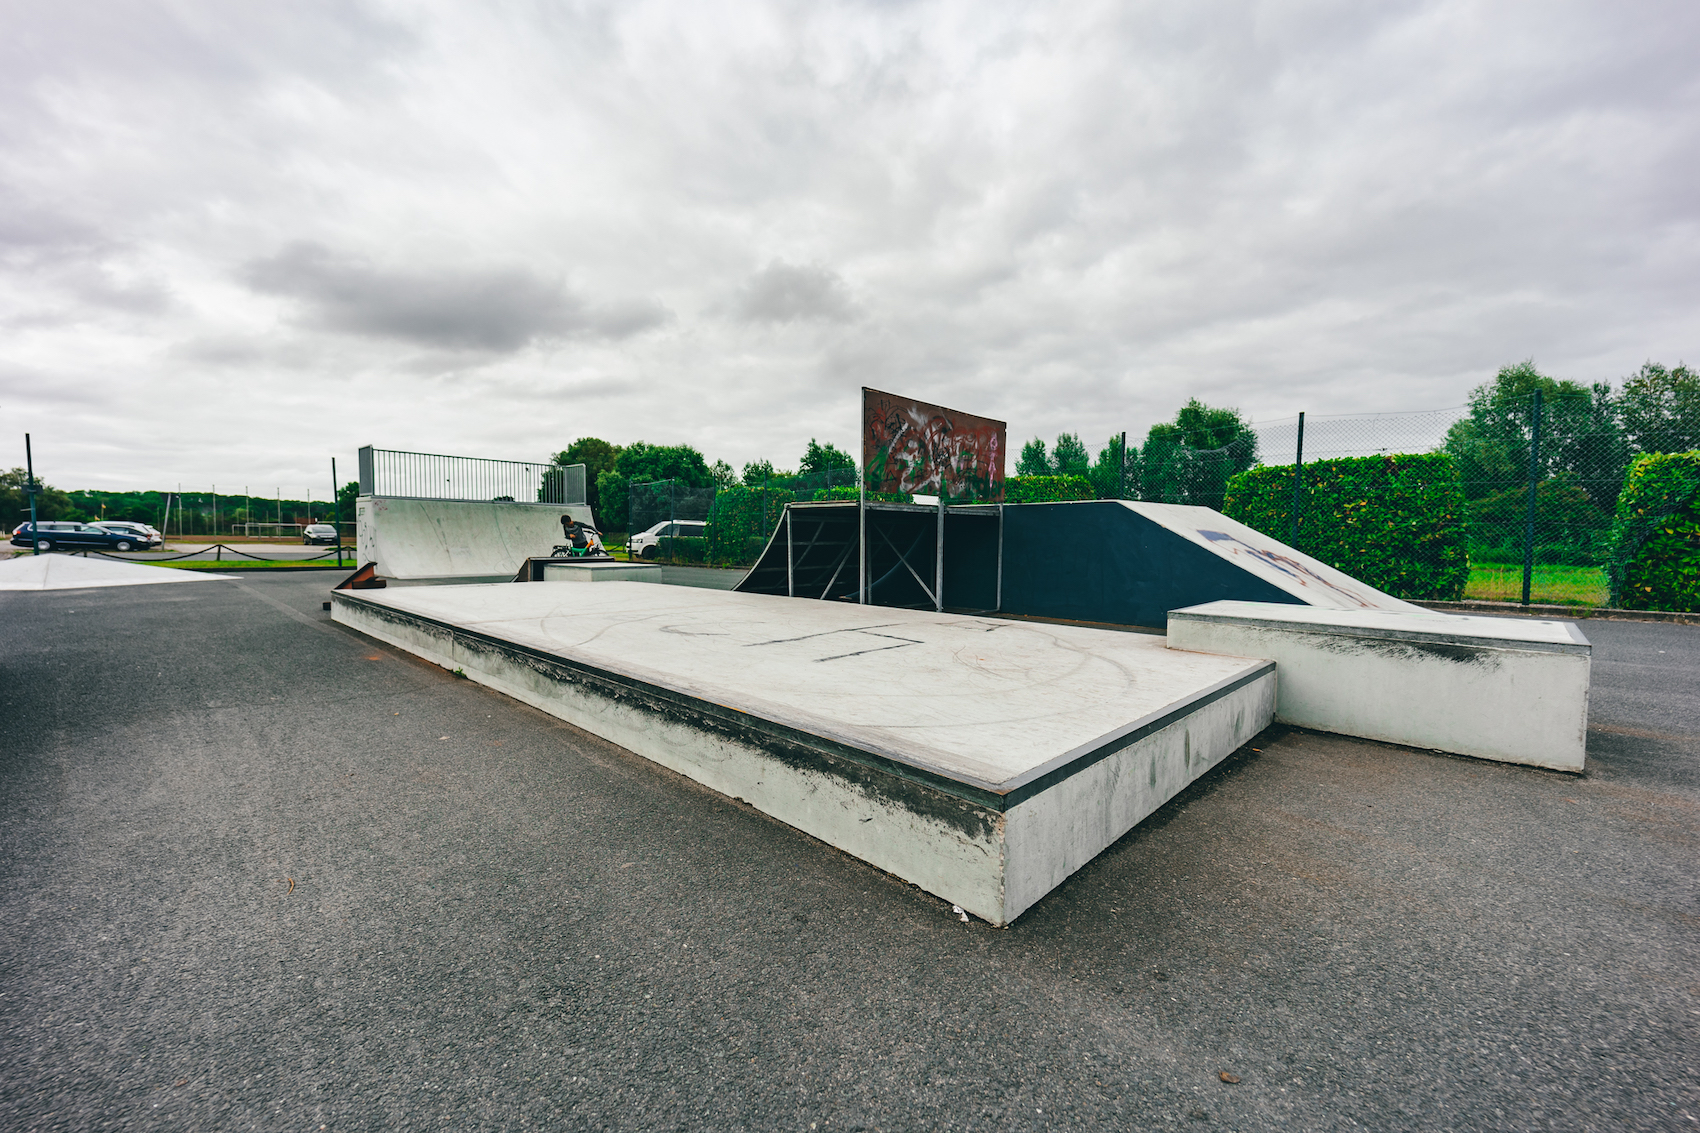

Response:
(742, 459), (777, 486)
(1442, 360), (1625, 511)
(336, 480), (359, 516)
(0, 468), (82, 526)
(1090, 436), (1137, 499)
(798, 439), (856, 487)
(553, 438), (623, 523)
(1051, 433), (1091, 476)
(1016, 438), (1051, 477)
(1619, 362), (1700, 457)
(1135, 400), (1258, 508)
(709, 460), (737, 488)
(614, 442), (714, 488)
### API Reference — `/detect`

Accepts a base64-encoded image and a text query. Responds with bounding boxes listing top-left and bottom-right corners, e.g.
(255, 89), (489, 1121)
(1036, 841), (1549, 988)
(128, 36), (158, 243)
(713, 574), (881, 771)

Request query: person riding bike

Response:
(554, 516), (608, 558)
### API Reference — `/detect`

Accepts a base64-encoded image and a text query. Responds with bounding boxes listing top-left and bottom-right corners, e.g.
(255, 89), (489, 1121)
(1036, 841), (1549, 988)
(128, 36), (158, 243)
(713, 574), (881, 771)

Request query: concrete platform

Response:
(540, 561), (662, 583)
(1168, 600), (1590, 772)
(333, 583), (1275, 924)
(0, 553), (236, 590)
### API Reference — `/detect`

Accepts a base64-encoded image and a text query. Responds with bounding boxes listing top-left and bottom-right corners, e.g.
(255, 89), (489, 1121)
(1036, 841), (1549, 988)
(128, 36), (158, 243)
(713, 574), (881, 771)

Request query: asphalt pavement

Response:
(1, 573), (1695, 1132)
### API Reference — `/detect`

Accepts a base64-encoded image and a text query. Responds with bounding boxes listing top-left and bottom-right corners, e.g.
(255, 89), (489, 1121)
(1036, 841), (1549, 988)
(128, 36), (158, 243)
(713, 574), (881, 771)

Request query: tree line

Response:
(1, 479), (351, 536)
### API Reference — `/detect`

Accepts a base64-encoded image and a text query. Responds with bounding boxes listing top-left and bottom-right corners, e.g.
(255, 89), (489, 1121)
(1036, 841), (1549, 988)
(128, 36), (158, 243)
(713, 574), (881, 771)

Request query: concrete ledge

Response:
(540, 561), (662, 583)
(1421, 599), (1698, 625)
(1168, 600), (1590, 773)
(332, 584), (1274, 924)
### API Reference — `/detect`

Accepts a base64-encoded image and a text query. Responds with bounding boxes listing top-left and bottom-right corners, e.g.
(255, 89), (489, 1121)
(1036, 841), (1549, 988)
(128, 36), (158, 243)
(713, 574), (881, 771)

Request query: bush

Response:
(1004, 475), (1095, 503)
(705, 484), (794, 565)
(647, 536), (709, 565)
(811, 486), (913, 503)
(1465, 480), (1612, 565)
(1607, 451), (1700, 611)
(1224, 453), (1469, 601)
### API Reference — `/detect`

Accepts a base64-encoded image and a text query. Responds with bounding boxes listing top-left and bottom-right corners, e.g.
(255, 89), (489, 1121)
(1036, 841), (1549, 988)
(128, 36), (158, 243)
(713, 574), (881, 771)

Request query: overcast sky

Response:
(2, 0), (1696, 495)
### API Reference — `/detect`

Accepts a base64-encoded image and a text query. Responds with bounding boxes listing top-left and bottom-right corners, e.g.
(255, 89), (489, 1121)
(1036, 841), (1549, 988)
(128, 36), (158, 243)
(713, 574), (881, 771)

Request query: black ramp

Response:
(1000, 500), (1302, 628)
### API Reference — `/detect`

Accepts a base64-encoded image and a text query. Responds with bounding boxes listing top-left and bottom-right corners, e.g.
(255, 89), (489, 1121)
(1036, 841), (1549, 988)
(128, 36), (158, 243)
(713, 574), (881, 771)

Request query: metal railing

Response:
(357, 445), (585, 505)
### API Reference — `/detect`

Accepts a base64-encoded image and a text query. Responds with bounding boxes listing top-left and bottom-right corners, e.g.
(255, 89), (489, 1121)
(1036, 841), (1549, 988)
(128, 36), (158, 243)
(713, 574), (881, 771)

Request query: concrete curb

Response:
(1420, 599), (1698, 626)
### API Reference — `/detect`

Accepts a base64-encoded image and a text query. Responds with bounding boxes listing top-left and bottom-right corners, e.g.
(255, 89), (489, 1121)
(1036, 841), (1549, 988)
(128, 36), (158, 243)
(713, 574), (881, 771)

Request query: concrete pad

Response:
(355, 496), (595, 580)
(333, 583), (1275, 924)
(0, 553), (236, 591)
(540, 561), (662, 583)
(1167, 600), (1590, 772)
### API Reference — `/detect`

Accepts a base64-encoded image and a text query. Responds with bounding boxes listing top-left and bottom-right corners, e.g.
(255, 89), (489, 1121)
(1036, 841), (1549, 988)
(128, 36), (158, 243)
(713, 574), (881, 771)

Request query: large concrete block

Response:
(334, 583), (1275, 924)
(1167, 601), (1590, 772)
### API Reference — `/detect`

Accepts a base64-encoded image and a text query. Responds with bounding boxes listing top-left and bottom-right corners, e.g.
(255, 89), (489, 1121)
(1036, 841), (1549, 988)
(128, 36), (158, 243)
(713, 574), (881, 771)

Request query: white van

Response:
(627, 519), (707, 560)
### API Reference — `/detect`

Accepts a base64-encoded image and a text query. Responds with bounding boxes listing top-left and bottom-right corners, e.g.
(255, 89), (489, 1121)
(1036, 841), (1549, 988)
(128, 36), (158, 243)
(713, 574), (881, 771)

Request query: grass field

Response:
(1464, 563), (1608, 606)
(155, 559), (352, 571)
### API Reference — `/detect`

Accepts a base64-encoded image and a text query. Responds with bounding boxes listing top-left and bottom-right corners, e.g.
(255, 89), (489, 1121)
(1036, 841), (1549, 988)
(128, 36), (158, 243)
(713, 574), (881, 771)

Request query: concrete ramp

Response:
(999, 500), (1421, 627)
(356, 497), (594, 580)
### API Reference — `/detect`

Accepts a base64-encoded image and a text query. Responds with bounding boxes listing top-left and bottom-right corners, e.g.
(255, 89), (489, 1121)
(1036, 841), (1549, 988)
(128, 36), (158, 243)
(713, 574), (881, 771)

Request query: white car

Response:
(627, 519), (707, 560)
(90, 521), (163, 548)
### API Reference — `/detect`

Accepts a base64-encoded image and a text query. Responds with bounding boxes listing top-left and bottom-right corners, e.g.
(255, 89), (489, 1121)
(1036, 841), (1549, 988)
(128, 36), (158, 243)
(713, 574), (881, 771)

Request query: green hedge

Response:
(811, 486), (914, 503)
(1004, 475), (1095, 503)
(1224, 453), (1469, 600)
(705, 485), (793, 565)
(1608, 451), (1700, 611)
(644, 535), (709, 564)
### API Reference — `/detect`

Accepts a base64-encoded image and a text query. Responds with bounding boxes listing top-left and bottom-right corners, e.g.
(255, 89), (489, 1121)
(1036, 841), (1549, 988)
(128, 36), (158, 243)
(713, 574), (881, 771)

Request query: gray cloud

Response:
(0, 1), (1695, 493)
(241, 243), (668, 351)
(731, 261), (857, 324)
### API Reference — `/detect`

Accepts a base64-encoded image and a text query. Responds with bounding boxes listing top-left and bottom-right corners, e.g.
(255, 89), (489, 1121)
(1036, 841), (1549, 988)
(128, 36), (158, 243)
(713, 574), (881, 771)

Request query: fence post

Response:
(1290, 412), (1305, 545)
(1522, 389), (1543, 607)
(24, 433), (38, 555)
(1118, 431), (1127, 498)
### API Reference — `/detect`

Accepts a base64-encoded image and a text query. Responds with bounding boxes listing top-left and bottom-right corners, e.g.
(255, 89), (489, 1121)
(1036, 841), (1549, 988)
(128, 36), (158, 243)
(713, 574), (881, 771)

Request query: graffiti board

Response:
(862, 388), (1006, 502)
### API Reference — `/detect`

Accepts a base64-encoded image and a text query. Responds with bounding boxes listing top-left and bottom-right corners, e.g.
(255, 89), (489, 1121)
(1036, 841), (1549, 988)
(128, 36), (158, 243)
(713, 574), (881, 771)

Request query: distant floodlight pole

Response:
(25, 433), (39, 555)
(1290, 412), (1305, 545)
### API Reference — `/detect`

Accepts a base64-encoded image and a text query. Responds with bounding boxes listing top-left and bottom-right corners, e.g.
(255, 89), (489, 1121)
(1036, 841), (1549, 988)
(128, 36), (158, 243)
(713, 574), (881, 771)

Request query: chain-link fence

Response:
(624, 468), (868, 567)
(1057, 391), (1633, 607)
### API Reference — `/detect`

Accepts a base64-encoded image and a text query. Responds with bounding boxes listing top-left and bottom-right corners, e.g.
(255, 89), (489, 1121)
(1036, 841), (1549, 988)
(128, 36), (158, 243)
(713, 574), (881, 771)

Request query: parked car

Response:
(301, 524), (340, 545)
(627, 519), (707, 560)
(90, 521), (163, 548)
(11, 521), (151, 553)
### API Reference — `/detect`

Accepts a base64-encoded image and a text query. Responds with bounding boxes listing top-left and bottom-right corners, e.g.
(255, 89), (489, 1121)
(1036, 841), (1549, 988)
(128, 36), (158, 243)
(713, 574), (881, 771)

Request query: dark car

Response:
(11, 522), (150, 553)
(301, 524), (339, 545)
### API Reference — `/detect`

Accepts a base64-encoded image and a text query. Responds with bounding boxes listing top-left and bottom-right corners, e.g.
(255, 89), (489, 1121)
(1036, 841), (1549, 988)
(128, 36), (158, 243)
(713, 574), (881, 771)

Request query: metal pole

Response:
(786, 507), (794, 597)
(995, 504), (1004, 612)
(935, 494), (945, 613)
(1118, 431), (1127, 499)
(859, 399), (868, 605)
(333, 457), (342, 567)
(24, 434), (38, 555)
(1290, 412), (1305, 545)
(1522, 389), (1543, 607)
